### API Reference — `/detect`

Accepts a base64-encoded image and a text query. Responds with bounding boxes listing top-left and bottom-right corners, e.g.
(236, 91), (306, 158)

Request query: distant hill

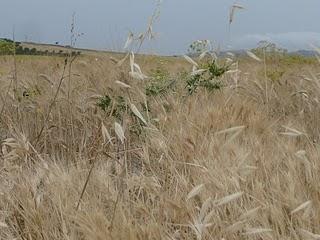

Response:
(217, 49), (318, 58)
(1, 38), (319, 57)
(289, 50), (318, 57)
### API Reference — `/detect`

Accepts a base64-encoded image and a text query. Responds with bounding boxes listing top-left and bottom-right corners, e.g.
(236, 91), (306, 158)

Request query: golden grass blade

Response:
(191, 69), (207, 76)
(216, 191), (243, 206)
(280, 125), (304, 137)
(243, 228), (273, 235)
(0, 222), (8, 228)
(130, 103), (147, 125)
(187, 184), (205, 201)
(101, 123), (112, 144)
(116, 53), (130, 67)
(38, 73), (54, 85)
(114, 122), (125, 144)
(229, 4), (245, 25)
(225, 58), (234, 64)
(124, 31), (134, 49)
(109, 57), (118, 64)
(295, 150), (307, 159)
(291, 200), (312, 215)
(298, 229), (320, 239)
(215, 126), (245, 135)
(215, 126), (245, 145)
(225, 130), (243, 145)
(133, 63), (141, 73)
(1, 145), (8, 156)
(129, 71), (148, 80)
(183, 55), (199, 67)
(199, 51), (208, 60)
(130, 52), (135, 72)
(246, 50), (262, 62)
(239, 207), (261, 220)
(233, 4), (245, 9)
(225, 220), (246, 233)
(115, 80), (131, 89)
(199, 197), (213, 221)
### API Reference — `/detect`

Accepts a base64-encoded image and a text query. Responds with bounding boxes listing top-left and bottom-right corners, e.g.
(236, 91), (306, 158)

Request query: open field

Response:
(1, 49), (320, 239)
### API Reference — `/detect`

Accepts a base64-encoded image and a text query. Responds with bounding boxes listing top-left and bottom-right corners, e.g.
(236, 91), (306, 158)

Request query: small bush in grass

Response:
(96, 95), (112, 112)
(146, 66), (176, 97)
(186, 59), (229, 94)
(0, 39), (15, 55)
(96, 95), (127, 120)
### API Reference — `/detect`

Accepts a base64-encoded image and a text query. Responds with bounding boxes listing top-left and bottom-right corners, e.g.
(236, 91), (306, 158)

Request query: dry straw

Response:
(229, 4), (245, 25)
(291, 200), (312, 215)
(243, 228), (273, 235)
(114, 122), (125, 144)
(130, 103), (147, 125)
(186, 184), (205, 201)
(246, 50), (262, 62)
(215, 191), (243, 206)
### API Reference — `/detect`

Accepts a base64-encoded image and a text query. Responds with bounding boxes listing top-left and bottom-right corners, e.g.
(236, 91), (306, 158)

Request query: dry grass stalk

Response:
(246, 50), (262, 62)
(130, 103), (147, 125)
(186, 184), (205, 201)
(114, 122), (125, 144)
(229, 4), (245, 25)
(291, 200), (312, 215)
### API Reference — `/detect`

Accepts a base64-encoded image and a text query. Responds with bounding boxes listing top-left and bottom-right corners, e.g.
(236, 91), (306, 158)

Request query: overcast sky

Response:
(1, 0), (320, 55)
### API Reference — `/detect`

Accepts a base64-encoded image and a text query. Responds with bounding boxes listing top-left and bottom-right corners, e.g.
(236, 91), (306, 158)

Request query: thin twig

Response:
(0, 76), (14, 118)
(34, 58), (68, 144)
(109, 190), (120, 232)
(76, 159), (96, 211)
(75, 150), (101, 211)
(12, 26), (18, 93)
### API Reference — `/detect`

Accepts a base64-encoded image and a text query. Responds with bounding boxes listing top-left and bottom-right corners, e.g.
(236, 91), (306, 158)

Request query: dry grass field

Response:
(1, 48), (320, 239)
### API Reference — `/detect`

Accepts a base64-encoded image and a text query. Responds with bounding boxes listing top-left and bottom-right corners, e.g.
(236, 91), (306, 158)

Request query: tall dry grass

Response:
(0, 45), (320, 239)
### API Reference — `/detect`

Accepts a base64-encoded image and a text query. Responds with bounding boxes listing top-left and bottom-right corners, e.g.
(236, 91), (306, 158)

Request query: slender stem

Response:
(34, 59), (68, 144)
(76, 159), (96, 211)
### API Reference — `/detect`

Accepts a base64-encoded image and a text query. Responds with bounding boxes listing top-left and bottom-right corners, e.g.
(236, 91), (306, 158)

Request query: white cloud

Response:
(233, 32), (320, 50)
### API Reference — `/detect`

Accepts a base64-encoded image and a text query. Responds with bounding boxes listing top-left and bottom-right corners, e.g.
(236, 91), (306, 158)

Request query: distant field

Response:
(1, 46), (320, 239)
(21, 41), (120, 56)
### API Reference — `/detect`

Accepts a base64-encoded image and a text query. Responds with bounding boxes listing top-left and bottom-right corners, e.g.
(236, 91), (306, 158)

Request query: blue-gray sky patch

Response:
(1, 0), (320, 54)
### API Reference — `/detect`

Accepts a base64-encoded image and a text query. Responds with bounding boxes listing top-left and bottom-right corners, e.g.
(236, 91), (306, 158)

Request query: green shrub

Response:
(96, 95), (127, 120)
(146, 67), (175, 96)
(97, 95), (112, 112)
(0, 39), (15, 55)
(186, 59), (229, 94)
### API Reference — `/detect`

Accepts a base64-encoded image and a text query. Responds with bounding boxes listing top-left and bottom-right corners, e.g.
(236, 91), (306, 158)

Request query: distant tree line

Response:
(0, 38), (81, 57)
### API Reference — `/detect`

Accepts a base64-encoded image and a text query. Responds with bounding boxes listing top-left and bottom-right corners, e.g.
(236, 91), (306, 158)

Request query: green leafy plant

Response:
(146, 66), (175, 96)
(97, 95), (148, 137)
(186, 60), (229, 94)
(0, 39), (15, 55)
(96, 94), (128, 120)
(0, 38), (72, 56)
(96, 95), (112, 112)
